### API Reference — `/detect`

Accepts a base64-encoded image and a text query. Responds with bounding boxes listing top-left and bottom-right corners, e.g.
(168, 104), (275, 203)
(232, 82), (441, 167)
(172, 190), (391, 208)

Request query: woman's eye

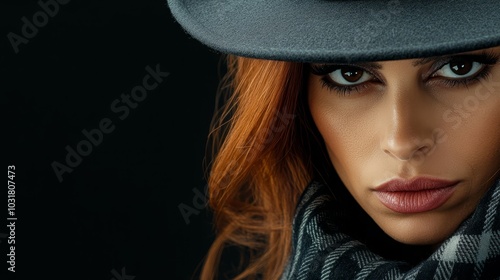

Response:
(433, 59), (485, 79)
(328, 67), (374, 86)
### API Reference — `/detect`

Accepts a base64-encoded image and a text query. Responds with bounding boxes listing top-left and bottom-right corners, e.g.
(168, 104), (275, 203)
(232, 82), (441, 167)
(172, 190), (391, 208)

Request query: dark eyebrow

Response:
(308, 61), (383, 78)
(312, 51), (490, 71)
(412, 56), (440, 66)
(346, 55), (463, 68)
(314, 59), (428, 69)
(411, 51), (493, 66)
(357, 61), (383, 70)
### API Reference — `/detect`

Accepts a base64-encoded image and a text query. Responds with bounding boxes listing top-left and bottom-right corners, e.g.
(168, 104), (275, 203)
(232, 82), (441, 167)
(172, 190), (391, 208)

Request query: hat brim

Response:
(167, 0), (500, 63)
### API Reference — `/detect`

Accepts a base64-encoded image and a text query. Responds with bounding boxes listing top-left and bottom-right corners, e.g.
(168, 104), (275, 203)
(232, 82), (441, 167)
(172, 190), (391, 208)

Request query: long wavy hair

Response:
(199, 55), (334, 279)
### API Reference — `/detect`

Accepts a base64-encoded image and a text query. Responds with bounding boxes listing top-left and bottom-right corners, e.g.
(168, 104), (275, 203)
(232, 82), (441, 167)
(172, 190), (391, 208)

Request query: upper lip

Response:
(374, 177), (459, 192)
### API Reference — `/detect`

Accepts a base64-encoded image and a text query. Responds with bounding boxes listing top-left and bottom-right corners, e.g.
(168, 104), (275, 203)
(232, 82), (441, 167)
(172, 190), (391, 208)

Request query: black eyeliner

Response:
(310, 51), (499, 96)
(433, 64), (494, 89)
(426, 51), (499, 79)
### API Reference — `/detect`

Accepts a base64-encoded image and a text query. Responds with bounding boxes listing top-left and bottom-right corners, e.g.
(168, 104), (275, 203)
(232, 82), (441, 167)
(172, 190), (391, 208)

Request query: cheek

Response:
(307, 78), (378, 187)
(449, 91), (500, 183)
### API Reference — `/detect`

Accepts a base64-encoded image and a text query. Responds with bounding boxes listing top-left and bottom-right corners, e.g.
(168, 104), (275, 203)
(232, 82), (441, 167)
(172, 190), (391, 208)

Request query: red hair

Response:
(199, 55), (326, 279)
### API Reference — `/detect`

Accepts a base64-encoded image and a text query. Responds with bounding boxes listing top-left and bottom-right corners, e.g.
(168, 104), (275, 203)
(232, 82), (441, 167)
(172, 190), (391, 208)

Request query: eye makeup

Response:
(309, 51), (499, 97)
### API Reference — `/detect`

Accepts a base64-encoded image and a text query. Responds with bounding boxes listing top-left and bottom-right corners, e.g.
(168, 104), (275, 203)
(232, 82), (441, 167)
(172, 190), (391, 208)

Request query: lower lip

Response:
(374, 185), (457, 213)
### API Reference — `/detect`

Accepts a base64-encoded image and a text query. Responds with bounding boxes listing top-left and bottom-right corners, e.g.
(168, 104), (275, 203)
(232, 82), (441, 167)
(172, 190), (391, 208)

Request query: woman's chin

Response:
(373, 213), (461, 247)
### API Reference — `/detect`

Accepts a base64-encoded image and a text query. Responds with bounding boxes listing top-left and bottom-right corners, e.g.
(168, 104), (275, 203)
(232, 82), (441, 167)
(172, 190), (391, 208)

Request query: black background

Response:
(2, 0), (221, 279)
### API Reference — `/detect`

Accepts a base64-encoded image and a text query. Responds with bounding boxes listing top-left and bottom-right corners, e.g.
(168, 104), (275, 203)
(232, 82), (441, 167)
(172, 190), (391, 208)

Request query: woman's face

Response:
(307, 46), (500, 245)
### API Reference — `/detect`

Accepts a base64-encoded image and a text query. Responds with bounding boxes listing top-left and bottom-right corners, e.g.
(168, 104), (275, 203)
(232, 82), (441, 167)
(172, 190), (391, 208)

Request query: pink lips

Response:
(373, 177), (459, 213)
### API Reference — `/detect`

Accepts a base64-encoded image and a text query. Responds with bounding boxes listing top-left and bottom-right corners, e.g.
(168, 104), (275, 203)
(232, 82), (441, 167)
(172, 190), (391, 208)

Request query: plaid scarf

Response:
(281, 177), (500, 280)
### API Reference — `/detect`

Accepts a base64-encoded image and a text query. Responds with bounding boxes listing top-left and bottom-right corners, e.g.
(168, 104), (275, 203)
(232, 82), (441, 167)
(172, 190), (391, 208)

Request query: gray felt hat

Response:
(167, 0), (500, 63)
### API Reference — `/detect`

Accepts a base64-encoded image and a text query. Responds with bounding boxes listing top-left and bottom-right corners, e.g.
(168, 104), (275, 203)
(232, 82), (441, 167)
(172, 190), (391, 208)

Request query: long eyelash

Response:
(310, 51), (499, 96)
(438, 65), (493, 89)
(430, 51), (499, 88)
(319, 76), (369, 96)
(461, 51), (498, 66)
(310, 64), (374, 96)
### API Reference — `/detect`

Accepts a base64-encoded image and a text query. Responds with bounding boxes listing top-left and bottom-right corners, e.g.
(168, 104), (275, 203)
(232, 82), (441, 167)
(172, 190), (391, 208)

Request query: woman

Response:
(167, 1), (500, 279)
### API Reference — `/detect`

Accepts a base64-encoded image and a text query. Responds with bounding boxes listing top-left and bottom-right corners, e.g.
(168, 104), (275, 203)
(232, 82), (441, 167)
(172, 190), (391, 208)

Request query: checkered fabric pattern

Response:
(281, 178), (500, 280)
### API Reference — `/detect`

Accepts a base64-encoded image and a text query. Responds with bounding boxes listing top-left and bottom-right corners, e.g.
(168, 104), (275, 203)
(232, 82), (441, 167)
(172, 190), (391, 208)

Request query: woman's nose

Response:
(380, 87), (437, 162)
